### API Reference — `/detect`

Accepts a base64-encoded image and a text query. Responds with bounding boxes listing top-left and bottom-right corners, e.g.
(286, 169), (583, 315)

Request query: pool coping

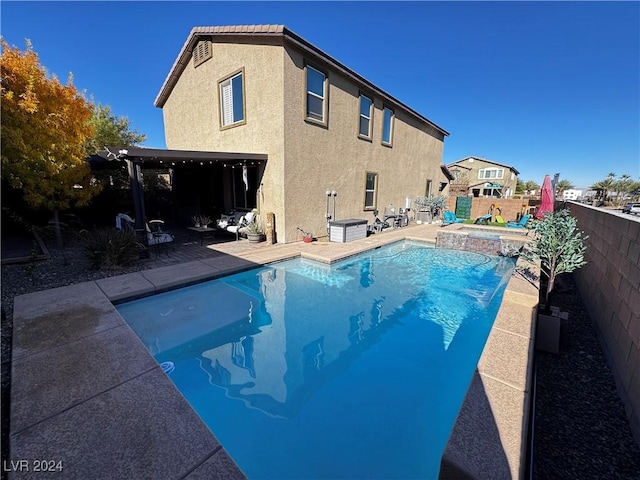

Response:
(9, 223), (537, 479)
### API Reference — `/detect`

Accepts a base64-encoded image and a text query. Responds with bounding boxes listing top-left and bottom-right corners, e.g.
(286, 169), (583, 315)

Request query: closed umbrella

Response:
(536, 175), (554, 219)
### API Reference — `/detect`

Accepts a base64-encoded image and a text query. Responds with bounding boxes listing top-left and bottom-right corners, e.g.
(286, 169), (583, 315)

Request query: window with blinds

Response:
(193, 40), (212, 67)
(218, 70), (245, 128)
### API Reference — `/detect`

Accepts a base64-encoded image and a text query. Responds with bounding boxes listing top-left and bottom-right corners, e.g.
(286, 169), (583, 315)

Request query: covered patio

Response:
(88, 146), (268, 236)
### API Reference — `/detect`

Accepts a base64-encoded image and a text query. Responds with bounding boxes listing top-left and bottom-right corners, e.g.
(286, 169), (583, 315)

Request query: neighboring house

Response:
(562, 189), (583, 201)
(154, 25), (450, 243)
(446, 156), (519, 198)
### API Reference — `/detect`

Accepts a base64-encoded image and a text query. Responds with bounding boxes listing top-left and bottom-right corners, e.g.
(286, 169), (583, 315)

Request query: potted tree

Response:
(520, 209), (588, 353)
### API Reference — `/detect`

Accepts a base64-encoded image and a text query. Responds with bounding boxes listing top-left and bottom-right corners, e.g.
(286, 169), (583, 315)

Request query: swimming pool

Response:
(117, 241), (515, 479)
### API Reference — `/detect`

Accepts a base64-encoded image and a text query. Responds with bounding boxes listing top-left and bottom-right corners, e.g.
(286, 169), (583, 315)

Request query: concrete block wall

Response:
(445, 196), (538, 223)
(568, 202), (640, 444)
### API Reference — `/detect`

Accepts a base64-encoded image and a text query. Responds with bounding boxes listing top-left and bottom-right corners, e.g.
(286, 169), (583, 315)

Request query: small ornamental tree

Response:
(1, 39), (98, 247)
(521, 209), (588, 308)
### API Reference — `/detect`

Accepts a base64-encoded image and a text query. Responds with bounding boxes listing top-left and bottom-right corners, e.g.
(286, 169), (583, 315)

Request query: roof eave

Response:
(154, 25), (449, 137)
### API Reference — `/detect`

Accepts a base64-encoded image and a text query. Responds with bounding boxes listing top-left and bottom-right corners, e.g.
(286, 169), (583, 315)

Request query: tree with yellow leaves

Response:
(1, 39), (100, 247)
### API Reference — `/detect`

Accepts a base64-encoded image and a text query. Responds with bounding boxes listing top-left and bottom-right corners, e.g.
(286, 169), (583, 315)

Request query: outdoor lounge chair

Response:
(506, 214), (531, 229)
(219, 211), (256, 241)
(442, 211), (464, 225)
(474, 214), (492, 225)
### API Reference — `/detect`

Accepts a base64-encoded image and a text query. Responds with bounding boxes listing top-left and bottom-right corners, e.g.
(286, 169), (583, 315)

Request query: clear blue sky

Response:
(2, 1), (639, 188)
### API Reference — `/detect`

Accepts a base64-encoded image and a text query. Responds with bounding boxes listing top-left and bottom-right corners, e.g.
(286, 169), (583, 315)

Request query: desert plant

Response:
(191, 214), (212, 227)
(81, 228), (142, 270)
(245, 219), (265, 235)
(520, 209), (588, 308)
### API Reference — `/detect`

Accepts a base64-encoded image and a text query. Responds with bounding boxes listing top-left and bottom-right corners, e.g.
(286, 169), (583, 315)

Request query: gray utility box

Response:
(329, 219), (368, 243)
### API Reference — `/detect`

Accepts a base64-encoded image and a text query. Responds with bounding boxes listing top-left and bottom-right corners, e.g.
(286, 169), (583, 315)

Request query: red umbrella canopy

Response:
(536, 175), (554, 219)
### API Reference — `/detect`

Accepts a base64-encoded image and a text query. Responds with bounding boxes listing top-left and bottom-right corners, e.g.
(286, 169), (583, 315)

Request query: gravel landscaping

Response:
(1, 234), (639, 478)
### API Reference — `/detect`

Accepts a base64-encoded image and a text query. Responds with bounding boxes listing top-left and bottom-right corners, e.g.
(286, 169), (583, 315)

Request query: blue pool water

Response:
(117, 242), (515, 479)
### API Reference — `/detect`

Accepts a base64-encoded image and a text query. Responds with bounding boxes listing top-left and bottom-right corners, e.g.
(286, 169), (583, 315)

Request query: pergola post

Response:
(126, 159), (148, 244)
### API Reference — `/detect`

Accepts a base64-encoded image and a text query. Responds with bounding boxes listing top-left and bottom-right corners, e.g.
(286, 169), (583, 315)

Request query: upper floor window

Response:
(382, 106), (394, 146)
(305, 65), (327, 124)
(478, 168), (504, 180)
(219, 70), (245, 128)
(359, 94), (373, 139)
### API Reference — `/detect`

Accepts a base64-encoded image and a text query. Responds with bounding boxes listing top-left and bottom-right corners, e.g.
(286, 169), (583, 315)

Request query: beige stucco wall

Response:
(568, 202), (640, 445)
(161, 38), (287, 236)
(161, 37), (447, 243)
(281, 44), (445, 242)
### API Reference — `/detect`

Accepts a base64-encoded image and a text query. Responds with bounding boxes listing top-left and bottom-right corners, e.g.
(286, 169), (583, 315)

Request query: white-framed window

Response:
(382, 106), (394, 145)
(358, 94), (373, 138)
(478, 168), (504, 180)
(364, 172), (378, 210)
(219, 70), (245, 128)
(305, 65), (327, 123)
(426, 179), (432, 197)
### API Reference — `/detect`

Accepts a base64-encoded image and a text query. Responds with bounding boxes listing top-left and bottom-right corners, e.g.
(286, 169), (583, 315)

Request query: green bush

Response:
(81, 228), (142, 270)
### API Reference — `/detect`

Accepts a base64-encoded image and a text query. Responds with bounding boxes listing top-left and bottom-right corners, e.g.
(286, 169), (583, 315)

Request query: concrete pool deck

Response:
(9, 223), (538, 479)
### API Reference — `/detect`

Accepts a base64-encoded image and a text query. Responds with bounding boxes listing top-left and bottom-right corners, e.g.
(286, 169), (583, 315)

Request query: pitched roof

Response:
(446, 156), (520, 175)
(155, 25), (449, 137)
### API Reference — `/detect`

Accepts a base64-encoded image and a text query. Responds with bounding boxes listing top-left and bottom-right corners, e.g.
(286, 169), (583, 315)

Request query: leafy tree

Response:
(521, 209), (588, 308)
(85, 103), (145, 154)
(591, 173), (616, 201)
(1, 39), (98, 247)
(524, 180), (540, 194)
(555, 179), (575, 197)
(612, 174), (635, 204)
(86, 103), (146, 189)
(515, 178), (525, 195)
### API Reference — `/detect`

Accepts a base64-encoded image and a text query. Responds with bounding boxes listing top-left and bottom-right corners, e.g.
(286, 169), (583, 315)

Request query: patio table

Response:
(187, 226), (216, 246)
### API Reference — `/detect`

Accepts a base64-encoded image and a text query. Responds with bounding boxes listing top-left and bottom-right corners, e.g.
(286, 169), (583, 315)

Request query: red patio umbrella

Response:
(536, 174), (554, 219)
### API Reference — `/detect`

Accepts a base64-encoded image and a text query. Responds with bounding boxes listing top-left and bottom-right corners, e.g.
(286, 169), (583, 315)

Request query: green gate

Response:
(455, 196), (472, 220)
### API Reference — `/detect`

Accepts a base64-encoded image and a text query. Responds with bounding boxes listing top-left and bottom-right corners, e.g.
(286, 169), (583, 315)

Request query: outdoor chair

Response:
(218, 211), (256, 241)
(442, 211), (464, 225)
(474, 214), (492, 225)
(116, 213), (174, 256)
(507, 214), (531, 229)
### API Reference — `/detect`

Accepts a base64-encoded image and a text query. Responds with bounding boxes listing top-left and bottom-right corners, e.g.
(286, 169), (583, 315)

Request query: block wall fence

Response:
(567, 202), (640, 445)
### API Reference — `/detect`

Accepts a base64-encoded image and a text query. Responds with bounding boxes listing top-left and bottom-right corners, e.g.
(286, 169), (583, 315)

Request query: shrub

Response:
(81, 228), (142, 270)
(520, 209), (588, 307)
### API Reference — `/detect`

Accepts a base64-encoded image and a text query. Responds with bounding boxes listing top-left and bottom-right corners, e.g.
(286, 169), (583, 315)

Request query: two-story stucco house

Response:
(446, 156), (519, 198)
(154, 25), (450, 243)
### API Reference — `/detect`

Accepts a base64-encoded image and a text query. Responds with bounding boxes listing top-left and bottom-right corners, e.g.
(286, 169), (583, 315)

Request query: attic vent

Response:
(193, 40), (212, 68)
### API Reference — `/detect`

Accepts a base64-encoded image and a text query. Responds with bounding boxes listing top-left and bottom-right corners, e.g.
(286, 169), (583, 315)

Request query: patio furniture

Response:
(474, 214), (492, 225)
(217, 211), (257, 241)
(442, 211), (464, 225)
(187, 226), (216, 246)
(507, 214), (531, 229)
